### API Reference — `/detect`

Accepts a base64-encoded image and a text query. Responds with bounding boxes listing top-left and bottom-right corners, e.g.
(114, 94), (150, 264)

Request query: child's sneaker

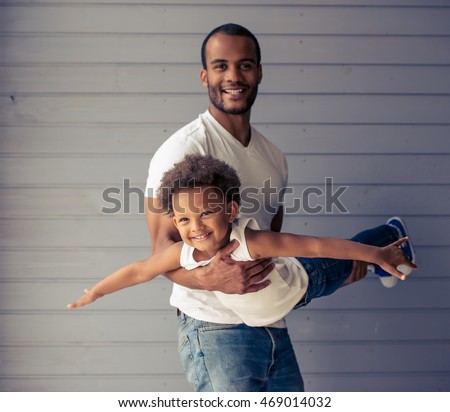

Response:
(371, 216), (417, 288)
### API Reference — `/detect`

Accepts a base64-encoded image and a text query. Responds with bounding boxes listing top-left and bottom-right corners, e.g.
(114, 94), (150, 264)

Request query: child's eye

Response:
(178, 217), (189, 223)
(201, 211), (212, 217)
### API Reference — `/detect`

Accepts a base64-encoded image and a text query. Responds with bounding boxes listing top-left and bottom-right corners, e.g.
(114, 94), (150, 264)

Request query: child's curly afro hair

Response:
(157, 154), (241, 214)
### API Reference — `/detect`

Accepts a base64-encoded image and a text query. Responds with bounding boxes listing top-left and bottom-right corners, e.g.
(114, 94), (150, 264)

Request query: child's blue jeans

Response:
(177, 224), (399, 392)
(296, 224), (399, 307)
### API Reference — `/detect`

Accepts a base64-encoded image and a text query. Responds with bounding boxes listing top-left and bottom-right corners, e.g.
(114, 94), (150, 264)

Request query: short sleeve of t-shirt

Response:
(145, 117), (206, 198)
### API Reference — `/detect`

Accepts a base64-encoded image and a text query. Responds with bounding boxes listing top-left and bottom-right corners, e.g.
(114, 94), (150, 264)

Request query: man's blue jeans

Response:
(177, 224), (399, 392)
(177, 312), (304, 392)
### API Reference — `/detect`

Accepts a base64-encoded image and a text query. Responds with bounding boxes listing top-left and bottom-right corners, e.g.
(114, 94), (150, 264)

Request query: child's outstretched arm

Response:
(245, 230), (417, 280)
(67, 242), (183, 309)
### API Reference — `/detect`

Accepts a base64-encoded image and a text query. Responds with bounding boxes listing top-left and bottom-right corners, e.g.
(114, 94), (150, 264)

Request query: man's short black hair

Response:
(201, 23), (261, 69)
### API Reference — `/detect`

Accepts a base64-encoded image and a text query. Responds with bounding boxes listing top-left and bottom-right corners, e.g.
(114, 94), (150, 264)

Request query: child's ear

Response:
(227, 201), (239, 222)
(172, 216), (179, 229)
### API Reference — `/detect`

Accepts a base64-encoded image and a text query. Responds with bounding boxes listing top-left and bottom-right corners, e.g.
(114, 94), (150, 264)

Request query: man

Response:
(146, 24), (277, 296)
(145, 23), (367, 391)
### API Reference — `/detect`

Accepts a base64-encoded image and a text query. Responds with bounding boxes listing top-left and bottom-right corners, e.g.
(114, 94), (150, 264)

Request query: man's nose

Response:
(226, 66), (242, 83)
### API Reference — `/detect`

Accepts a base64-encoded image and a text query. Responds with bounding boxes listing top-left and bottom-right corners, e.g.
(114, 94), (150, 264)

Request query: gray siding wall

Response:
(1, 0), (449, 391)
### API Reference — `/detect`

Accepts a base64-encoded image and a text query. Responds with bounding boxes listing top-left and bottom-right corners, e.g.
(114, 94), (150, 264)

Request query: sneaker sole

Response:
(387, 216), (416, 266)
(376, 216), (416, 286)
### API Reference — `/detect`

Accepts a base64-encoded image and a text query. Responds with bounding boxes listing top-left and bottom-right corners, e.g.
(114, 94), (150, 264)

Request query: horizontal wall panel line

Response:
(0, 183), (450, 190)
(1, 122), (449, 127)
(4, 32), (450, 38)
(2, 213), (450, 220)
(2, 214), (449, 219)
(290, 340), (450, 346)
(1, 339), (449, 348)
(2, 122), (450, 127)
(1, 276), (446, 283)
(2, 307), (448, 315)
(0, 374), (183, 381)
(3, 152), (450, 158)
(0, 373), (184, 379)
(2, 62), (450, 68)
(1, 1), (450, 7)
(1, 341), (449, 349)
(0, 278), (444, 284)
(0, 310), (168, 316)
(0, 371), (447, 381)
(302, 371), (450, 378)
(3, 92), (450, 98)
(2, 121), (447, 126)
(0, 276), (448, 282)
(1, 369), (447, 375)
(0, 244), (443, 252)
(2, 183), (450, 189)
(4, 92), (450, 97)
(0, 154), (450, 159)
(1, 183), (449, 188)
(0, 246), (151, 251)
(0, 243), (445, 249)
(2, 32), (450, 38)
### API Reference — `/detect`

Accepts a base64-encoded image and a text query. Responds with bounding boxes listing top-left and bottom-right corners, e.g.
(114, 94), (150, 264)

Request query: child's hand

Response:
(67, 289), (103, 309)
(377, 237), (418, 280)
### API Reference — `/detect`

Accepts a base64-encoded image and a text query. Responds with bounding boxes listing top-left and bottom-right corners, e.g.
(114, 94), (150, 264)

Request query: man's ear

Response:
(200, 69), (208, 88)
(227, 201), (239, 222)
(257, 65), (263, 84)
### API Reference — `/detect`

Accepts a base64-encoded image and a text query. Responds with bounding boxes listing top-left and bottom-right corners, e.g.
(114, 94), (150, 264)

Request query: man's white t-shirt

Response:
(146, 110), (288, 231)
(146, 110), (291, 325)
(180, 218), (309, 327)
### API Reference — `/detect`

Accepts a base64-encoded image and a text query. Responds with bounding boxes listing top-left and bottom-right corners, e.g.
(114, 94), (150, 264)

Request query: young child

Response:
(68, 154), (417, 328)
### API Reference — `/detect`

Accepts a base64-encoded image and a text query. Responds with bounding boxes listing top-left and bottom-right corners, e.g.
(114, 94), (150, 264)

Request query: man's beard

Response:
(207, 84), (258, 115)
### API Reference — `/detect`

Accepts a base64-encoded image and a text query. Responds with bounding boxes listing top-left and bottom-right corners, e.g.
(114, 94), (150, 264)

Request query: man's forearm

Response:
(164, 265), (208, 290)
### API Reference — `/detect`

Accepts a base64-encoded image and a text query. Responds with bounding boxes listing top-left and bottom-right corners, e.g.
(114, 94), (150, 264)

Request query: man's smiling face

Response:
(201, 33), (262, 116)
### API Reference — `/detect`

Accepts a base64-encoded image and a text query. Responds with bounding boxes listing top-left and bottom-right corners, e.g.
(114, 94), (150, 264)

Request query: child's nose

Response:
(191, 220), (204, 232)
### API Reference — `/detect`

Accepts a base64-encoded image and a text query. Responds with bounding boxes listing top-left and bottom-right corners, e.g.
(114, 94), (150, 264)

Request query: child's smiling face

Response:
(172, 186), (239, 259)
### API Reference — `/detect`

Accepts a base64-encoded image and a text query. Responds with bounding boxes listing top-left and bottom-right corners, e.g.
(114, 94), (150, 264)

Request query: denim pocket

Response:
(177, 332), (200, 389)
(199, 322), (242, 333)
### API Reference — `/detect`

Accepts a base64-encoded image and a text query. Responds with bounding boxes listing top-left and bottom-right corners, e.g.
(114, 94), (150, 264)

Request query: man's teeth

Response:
(224, 89), (243, 94)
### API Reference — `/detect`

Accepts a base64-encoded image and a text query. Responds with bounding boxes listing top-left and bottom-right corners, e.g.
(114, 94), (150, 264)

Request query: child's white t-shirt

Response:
(177, 218), (309, 327)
